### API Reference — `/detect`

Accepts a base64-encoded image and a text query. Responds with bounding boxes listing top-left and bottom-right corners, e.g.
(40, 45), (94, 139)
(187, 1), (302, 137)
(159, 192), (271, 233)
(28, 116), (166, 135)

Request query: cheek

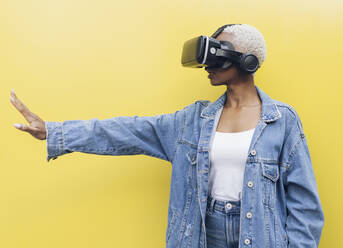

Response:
(216, 70), (234, 80)
(211, 67), (237, 80)
(225, 67), (239, 77)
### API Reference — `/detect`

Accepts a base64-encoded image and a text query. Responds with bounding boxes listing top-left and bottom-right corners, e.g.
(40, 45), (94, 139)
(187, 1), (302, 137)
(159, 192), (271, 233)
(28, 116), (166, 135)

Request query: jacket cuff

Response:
(45, 121), (64, 162)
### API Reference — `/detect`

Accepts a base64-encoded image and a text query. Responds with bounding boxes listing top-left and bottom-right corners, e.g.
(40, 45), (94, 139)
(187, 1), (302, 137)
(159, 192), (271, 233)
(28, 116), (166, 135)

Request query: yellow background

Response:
(2, 0), (341, 247)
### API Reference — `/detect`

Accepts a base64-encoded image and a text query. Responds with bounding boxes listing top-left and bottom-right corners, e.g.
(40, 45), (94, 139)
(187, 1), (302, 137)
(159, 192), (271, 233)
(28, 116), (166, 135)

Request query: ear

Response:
(221, 60), (233, 69)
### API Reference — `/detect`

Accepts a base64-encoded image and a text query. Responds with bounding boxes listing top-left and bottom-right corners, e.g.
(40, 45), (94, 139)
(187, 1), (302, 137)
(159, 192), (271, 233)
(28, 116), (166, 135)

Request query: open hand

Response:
(10, 90), (47, 140)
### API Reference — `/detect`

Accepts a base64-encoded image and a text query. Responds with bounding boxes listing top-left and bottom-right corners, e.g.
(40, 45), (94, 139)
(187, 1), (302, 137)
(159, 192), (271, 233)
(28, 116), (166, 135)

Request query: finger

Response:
(10, 89), (17, 98)
(10, 90), (43, 122)
(13, 123), (37, 133)
(10, 92), (36, 123)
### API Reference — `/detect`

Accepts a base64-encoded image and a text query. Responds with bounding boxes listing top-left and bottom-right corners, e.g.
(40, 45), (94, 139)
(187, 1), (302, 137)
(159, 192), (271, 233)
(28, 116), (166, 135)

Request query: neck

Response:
(224, 81), (261, 109)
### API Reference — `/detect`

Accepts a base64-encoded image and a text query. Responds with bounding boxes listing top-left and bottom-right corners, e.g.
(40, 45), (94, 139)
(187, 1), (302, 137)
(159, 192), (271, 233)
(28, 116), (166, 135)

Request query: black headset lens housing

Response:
(181, 23), (260, 74)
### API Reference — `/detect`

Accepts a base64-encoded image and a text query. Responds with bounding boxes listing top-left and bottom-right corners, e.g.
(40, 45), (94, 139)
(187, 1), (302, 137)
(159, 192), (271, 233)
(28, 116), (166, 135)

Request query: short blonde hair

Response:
(222, 24), (267, 76)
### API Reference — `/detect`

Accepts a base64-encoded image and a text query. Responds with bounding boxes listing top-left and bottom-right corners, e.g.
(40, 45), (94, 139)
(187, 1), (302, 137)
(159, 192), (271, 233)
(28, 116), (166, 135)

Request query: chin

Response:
(210, 78), (227, 86)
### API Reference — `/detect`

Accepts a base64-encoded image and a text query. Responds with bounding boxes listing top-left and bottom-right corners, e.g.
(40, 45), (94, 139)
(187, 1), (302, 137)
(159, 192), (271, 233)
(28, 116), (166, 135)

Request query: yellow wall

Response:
(2, 0), (341, 247)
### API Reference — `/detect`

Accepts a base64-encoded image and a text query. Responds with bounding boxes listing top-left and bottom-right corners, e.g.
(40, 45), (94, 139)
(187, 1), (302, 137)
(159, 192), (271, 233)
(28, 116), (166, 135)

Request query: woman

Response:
(10, 24), (324, 248)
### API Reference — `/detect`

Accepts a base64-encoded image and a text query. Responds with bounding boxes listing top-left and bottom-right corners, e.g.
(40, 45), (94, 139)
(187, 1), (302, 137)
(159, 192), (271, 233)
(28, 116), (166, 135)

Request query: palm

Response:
(27, 116), (46, 140)
(10, 90), (47, 140)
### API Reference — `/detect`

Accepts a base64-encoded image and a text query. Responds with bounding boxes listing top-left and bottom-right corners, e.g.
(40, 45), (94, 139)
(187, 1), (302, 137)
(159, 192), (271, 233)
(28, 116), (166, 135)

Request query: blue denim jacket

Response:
(45, 85), (324, 248)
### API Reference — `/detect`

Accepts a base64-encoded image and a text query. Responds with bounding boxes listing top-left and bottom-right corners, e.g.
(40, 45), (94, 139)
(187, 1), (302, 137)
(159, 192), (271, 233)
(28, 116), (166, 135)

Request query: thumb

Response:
(13, 123), (33, 133)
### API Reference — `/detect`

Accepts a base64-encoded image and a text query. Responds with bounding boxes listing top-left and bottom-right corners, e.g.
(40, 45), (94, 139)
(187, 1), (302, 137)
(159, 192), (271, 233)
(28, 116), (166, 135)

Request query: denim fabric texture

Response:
(206, 195), (241, 248)
(45, 85), (325, 248)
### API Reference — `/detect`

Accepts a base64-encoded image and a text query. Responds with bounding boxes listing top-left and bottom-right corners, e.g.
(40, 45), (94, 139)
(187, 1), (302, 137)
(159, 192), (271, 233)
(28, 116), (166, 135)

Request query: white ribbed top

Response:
(208, 128), (255, 201)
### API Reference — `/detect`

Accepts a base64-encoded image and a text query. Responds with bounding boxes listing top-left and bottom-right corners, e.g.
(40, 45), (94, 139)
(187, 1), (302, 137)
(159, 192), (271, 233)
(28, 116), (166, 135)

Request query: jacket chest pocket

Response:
(261, 162), (279, 208)
(186, 149), (198, 191)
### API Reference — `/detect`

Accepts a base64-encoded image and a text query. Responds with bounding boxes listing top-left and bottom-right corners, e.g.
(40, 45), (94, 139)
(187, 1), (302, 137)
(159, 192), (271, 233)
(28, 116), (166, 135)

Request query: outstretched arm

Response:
(10, 88), (190, 164)
(45, 108), (188, 163)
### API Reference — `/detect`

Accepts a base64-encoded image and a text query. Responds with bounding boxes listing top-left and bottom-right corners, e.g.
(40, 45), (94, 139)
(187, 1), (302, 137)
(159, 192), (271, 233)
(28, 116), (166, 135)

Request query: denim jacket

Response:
(45, 85), (324, 248)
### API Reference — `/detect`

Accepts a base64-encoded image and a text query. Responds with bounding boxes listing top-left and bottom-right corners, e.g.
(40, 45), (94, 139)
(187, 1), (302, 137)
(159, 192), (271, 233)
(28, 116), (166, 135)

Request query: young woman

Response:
(10, 24), (324, 248)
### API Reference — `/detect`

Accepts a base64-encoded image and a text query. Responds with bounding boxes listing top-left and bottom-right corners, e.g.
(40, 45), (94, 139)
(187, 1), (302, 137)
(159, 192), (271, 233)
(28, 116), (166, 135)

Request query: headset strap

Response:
(215, 49), (242, 62)
(210, 24), (242, 38)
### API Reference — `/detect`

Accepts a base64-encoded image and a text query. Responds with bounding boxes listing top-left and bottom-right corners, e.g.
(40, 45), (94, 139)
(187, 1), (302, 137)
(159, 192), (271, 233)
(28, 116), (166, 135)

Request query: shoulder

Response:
(180, 99), (210, 112)
(175, 100), (211, 124)
(272, 99), (300, 119)
(194, 100), (211, 106)
(271, 98), (305, 137)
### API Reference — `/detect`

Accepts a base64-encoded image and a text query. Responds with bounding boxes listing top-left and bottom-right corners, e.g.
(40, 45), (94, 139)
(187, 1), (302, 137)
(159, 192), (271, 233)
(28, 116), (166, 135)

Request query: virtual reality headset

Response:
(181, 24), (260, 74)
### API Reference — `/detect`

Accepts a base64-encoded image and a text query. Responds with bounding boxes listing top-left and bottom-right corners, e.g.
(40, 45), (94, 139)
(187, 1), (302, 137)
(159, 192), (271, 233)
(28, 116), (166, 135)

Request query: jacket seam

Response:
(275, 104), (305, 136)
(286, 135), (302, 172)
(171, 108), (187, 164)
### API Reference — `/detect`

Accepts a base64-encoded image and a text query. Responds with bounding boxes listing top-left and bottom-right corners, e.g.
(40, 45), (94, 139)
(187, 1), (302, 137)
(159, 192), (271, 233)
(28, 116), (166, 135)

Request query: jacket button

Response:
(244, 238), (251, 245)
(250, 149), (256, 156)
(247, 181), (253, 187)
(246, 212), (252, 218)
(226, 203), (232, 209)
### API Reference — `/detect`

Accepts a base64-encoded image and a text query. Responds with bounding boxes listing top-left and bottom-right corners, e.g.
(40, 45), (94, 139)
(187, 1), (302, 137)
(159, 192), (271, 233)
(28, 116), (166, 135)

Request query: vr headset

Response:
(181, 24), (260, 74)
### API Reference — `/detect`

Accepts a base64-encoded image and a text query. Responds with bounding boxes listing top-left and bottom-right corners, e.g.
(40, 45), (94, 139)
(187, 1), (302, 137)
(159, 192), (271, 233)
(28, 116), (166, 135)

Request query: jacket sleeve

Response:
(285, 130), (325, 247)
(45, 105), (190, 163)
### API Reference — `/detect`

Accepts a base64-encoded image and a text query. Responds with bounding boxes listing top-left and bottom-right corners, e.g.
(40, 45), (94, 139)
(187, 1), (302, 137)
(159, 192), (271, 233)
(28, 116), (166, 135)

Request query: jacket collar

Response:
(200, 85), (282, 122)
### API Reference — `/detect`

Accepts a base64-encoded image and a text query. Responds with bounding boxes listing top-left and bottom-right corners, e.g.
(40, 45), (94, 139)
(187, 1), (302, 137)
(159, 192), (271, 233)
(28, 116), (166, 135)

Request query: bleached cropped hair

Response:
(222, 24), (267, 76)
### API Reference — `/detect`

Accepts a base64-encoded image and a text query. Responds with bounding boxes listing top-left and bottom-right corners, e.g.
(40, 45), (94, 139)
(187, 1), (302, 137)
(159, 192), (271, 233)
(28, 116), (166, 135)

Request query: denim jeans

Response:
(205, 195), (241, 248)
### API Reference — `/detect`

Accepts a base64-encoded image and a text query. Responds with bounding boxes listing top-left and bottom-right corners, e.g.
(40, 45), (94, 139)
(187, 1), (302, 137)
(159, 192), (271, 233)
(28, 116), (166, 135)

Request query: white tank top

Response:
(208, 128), (255, 201)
